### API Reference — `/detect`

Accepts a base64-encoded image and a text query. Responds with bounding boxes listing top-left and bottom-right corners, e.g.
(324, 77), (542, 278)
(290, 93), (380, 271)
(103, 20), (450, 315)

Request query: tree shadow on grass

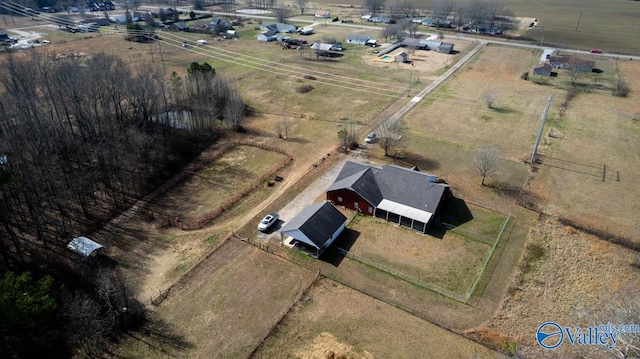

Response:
(394, 151), (441, 172)
(124, 316), (194, 357)
(321, 228), (360, 268)
(491, 106), (518, 115)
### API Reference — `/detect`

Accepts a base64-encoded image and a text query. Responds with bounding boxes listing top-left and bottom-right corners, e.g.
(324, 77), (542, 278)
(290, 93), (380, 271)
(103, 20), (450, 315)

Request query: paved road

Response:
(256, 158), (347, 242)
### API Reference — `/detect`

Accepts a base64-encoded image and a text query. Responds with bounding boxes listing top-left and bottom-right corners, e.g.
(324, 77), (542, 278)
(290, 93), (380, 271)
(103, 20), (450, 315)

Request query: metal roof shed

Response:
(67, 236), (104, 258)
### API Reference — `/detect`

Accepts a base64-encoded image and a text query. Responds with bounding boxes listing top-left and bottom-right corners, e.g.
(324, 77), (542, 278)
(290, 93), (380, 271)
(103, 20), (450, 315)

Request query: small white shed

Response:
(67, 236), (104, 258)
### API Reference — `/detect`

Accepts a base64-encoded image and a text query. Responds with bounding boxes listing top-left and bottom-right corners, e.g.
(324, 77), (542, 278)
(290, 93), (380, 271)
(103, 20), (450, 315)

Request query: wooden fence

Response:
(140, 140), (293, 231)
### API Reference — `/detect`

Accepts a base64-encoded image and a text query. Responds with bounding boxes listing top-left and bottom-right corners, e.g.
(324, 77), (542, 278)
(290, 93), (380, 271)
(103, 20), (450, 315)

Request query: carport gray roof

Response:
(280, 202), (347, 249)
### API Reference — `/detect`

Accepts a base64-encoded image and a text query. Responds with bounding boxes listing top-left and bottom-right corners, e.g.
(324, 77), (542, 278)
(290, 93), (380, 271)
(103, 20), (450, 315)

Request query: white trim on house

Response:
(377, 199), (432, 224)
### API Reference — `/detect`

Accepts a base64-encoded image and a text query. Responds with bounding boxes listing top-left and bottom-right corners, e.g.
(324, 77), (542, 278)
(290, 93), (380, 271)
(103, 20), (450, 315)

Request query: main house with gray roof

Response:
(327, 161), (451, 233)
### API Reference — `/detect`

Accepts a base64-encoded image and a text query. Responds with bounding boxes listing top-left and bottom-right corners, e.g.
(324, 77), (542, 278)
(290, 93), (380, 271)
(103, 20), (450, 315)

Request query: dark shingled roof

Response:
(329, 161), (448, 217)
(280, 202), (347, 249)
(376, 165), (445, 214)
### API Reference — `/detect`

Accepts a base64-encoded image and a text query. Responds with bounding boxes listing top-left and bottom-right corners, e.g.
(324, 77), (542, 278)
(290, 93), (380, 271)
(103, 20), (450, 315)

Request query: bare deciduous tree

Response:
(363, 0), (386, 16)
(274, 7), (290, 23)
(296, 0), (308, 15)
(276, 118), (291, 139)
(431, 0), (455, 21)
(574, 288), (640, 358)
(378, 120), (407, 157)
(473, 146), (500, 186)
(482, 90), (500, 108)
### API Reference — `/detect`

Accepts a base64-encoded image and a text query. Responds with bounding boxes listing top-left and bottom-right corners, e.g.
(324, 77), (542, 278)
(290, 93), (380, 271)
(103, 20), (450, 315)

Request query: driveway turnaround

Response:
(257, 158), (347, 242)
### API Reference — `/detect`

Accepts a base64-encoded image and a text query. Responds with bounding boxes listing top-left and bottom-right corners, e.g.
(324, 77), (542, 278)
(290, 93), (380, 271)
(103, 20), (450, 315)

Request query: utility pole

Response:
(538, 26), (544, 47)
(575, 10), (583, 31)
(407, 70), (412, 97)
(531, 95), (553, 164)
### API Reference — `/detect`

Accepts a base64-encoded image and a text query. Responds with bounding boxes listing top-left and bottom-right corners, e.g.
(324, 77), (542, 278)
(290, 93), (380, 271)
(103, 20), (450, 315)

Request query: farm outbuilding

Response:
(327, 161), (451, 233)
(280, 201), (347, 258)
(67, 236), (104, 258)
(533, 63), (552, 76)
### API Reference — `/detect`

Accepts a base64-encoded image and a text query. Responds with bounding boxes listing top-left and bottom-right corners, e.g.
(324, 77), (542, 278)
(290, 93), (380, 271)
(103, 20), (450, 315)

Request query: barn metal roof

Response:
(67, 236), (103, 257)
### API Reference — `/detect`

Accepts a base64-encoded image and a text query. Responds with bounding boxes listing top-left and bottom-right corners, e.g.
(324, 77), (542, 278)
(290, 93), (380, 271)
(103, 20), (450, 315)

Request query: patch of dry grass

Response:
(254, 278), (501, 359)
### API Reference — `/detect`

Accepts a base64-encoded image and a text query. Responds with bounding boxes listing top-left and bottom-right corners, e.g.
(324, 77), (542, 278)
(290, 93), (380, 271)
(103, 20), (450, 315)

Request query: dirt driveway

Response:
(256, 157), (347, 241)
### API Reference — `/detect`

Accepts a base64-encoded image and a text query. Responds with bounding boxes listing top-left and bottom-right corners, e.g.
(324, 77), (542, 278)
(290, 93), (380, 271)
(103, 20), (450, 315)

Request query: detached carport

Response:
(280, 201), (347, 258)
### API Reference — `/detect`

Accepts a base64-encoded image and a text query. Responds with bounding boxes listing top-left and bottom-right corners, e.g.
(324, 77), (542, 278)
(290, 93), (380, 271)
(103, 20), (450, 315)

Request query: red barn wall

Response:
(327, 190), (375, 215)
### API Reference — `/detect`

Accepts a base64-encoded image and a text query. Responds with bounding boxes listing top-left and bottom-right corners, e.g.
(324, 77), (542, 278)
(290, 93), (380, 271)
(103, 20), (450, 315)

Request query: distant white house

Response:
(315, 10), (330, 18)
(347, 34), (376, 46)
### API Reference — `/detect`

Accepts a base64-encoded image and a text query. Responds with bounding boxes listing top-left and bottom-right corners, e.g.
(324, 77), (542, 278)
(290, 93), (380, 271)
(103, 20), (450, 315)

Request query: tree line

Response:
(364, 0), (516, 35)
(0, 51), (245, 356)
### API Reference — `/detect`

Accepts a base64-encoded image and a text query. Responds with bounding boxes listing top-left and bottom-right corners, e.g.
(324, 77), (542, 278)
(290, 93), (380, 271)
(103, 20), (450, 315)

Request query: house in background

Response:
(549, 55), (595, 72)
(327, 161), (452, 233)
(280, 201), (347, 258)
(533, 62), (552, 76)
(315, 10), (330, 18)
(346, 34), (377, 46)
(260, 22), (296, 34)
(170, 21), (189, 31)
(209, 18), (233, 32)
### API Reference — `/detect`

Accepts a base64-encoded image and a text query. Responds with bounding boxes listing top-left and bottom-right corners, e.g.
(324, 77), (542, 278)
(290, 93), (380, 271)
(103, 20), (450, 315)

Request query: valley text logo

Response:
(536, 321), (640, 350)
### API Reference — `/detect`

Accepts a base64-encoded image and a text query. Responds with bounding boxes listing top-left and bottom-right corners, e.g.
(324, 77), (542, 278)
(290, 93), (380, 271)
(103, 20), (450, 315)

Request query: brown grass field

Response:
(345, 214), (492, 295)
(7, 4), (640, 357)
(480, 219), (640, 357)
(254, 278), (501, 359)
(119, 239), (317, 358)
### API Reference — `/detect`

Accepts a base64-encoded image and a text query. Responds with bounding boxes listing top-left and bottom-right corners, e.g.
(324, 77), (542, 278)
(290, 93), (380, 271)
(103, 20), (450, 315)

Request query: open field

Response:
(150, 145), (288, 220)
(310, 0), (640, 56)
(530, 61), (640, 240)
(254, 278), (501, 359)
(404, 45), (567, 162)
(5, 3), (637, 356)
(345, 213), (493, 294)
(120, 239), (316, 358)
(481, 219), (640, 357)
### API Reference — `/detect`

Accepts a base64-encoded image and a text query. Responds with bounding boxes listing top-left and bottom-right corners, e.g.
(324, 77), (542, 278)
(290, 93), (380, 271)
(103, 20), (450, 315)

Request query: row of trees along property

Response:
(0, 51), (245, 357)
(365, 0), (516, 34)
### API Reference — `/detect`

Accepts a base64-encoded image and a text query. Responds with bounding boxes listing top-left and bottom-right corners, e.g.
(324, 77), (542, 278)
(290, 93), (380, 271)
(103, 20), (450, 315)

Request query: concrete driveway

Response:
(256, 158), (347, 242)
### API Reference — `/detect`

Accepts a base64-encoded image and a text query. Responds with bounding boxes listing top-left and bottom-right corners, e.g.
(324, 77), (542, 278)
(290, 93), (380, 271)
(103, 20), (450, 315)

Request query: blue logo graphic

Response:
(537, 322), (564, 349)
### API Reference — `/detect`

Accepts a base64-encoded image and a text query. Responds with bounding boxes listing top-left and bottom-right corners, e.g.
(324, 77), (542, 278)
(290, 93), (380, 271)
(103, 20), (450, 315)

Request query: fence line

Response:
(465, 211), (511, 304)
(335, 247), (467, 302)
(246, 269), (320, 359)
(149, 231), (234, 306)
(140, 140), (294, 231)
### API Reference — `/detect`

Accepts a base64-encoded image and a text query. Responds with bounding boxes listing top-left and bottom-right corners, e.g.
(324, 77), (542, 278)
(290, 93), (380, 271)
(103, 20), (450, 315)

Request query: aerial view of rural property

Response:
(1, 0), (639, 357)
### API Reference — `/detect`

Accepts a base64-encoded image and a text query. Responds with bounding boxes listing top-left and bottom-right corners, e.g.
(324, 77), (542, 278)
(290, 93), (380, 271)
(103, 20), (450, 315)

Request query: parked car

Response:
(258, 213), (279, 231)
(365, 132), (377, 143)
(590, 49), (602, 54)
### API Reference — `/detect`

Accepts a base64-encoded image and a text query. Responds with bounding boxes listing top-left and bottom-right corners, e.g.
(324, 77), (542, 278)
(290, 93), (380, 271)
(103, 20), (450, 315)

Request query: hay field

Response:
(404, 45), (566, 162)
(481, 219), (640, 357)
(120, 239), (316, 358)
(254, 278), (501, 359)
(531, 60), (640, 239)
